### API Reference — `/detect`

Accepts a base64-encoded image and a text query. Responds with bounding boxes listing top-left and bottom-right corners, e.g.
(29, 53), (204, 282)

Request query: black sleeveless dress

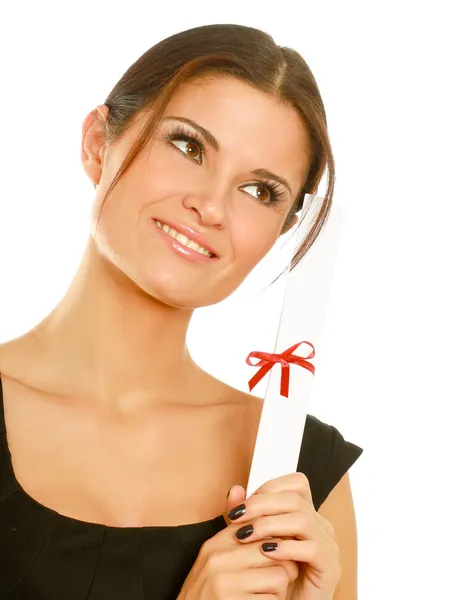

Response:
(0, 374), (363, 599)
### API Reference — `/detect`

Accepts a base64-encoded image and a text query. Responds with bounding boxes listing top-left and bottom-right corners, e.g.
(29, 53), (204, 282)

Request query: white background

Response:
(0, 1), (453, 597)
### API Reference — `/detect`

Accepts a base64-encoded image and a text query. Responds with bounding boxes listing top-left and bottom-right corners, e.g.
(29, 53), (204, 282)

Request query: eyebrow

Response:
(250, 168), (293, 196)
(164, 116), (293, 196)
(164, 116), (220, 151)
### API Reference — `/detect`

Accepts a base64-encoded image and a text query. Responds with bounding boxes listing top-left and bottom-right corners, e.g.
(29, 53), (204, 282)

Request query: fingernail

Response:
(262, 542), (278, 552)
(228, 503), (246, 520)
(235, 524), (254, 540)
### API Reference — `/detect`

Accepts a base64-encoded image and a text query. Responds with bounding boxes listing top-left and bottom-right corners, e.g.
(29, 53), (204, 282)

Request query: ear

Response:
(279, 213), (299, 237)
(81, 105), (109, 187)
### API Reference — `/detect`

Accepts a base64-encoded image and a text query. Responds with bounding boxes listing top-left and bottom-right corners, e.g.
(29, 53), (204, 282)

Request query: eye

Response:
(241, 181), (287, 207)
(170, 138), (203, 163)
(243, 183), (272, 203)
(163, 124), (205, 165)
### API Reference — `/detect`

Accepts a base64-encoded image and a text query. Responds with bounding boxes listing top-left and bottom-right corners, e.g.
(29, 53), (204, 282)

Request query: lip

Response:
(151, 218), (219, 257)
(153, 220), (217, 264)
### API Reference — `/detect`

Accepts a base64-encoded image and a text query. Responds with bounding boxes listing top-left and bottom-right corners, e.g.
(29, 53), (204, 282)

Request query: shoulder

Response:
(298, 414), (363, 511)
(0, 340), (29, 392)
(0, 334), (55, 392)
(0, 336), (34, 374)
(236, 390), (363, 512)
(0, 339), (20, 379)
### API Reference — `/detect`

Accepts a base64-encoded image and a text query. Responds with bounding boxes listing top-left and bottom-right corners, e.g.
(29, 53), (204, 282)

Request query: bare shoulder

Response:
(206, 374), (264, 445)
(0, 334), (45, 387)
(0, 338), (23, 374)
(207, 373), (264, 414)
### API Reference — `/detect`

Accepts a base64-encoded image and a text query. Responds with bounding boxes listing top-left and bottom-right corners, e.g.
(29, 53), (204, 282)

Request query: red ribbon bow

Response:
(246, 340), (316, 398)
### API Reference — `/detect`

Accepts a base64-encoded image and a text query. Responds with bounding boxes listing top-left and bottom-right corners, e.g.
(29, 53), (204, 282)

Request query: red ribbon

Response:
(246, 340), (316, 398)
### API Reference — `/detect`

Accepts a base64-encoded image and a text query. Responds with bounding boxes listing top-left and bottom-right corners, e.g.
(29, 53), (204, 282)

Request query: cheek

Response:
(143, 145), (201, 197)
(233, 223), (277, 267)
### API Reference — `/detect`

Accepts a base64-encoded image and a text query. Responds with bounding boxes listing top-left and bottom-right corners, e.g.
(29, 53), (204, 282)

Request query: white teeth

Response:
(155, 220), (214, 257)
(175, 232), (190, 246)
(186, 239), (203, 252)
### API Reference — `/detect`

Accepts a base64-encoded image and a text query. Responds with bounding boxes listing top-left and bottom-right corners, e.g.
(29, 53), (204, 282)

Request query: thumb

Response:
(223, 484), (247, 525)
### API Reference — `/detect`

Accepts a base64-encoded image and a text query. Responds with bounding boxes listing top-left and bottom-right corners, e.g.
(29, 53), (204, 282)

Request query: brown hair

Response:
(96, 24), (335, 285)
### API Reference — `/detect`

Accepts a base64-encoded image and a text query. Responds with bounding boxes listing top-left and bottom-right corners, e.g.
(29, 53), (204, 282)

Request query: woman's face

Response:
(82, 76), (312, 308)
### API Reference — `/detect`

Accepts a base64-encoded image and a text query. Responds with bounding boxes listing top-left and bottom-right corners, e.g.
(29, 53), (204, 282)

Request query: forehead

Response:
(164, 76), (311, 182)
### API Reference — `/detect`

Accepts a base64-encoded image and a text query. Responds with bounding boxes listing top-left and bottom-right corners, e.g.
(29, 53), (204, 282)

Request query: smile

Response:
(154, 220), (216, 258)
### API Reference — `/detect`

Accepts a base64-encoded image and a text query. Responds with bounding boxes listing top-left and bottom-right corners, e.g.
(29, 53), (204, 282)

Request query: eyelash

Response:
(162, 124), (288, 208)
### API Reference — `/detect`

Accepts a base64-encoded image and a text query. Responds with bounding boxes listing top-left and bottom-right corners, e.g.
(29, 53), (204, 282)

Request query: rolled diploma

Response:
(246, 195), (343, 497)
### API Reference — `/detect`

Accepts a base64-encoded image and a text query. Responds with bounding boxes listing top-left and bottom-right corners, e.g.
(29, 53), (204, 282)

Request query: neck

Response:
(28, 235), (204, 411)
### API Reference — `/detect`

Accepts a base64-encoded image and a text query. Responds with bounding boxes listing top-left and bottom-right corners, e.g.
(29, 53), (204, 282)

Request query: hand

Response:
(176, 484), (299, 599)
(226, 473), (341, 600)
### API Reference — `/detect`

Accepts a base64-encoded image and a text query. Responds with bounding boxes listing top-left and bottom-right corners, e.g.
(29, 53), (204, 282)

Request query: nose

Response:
(182, 180), (231, 227)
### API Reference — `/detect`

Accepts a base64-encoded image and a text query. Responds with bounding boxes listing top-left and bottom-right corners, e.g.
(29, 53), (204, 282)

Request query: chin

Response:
(140, 278), (228, 310)
(131, 275), (197, 308)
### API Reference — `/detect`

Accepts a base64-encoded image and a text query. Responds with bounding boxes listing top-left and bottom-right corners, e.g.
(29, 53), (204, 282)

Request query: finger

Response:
(233, 512), (322, 544)
(227, 484), (247, 513)
(226, 490), (335, 547)
(250, 472), (313, 507)
(223, 484), (247, 526)
(211, 566), (292, 596)
(317, 514), (336, 538)
(203, 539), (299, 582)
(226, 489), (311, 525)
(260, 538), (340, 584)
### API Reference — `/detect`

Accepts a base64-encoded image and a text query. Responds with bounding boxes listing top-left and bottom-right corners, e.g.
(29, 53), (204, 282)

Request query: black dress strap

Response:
(0, 375), (6, 436)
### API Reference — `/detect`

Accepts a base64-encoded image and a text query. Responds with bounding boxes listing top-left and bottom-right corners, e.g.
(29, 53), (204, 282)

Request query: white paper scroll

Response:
(246, 194), (343, 497)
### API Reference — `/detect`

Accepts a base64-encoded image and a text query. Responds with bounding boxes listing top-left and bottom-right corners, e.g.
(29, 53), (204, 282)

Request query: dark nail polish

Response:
(228, 503), (246, 520)
(262, 542), (278, 552)
(236, 524), (254, 540)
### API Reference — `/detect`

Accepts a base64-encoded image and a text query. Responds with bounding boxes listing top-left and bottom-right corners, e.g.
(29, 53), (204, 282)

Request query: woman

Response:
(0, 24), (363, 600)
